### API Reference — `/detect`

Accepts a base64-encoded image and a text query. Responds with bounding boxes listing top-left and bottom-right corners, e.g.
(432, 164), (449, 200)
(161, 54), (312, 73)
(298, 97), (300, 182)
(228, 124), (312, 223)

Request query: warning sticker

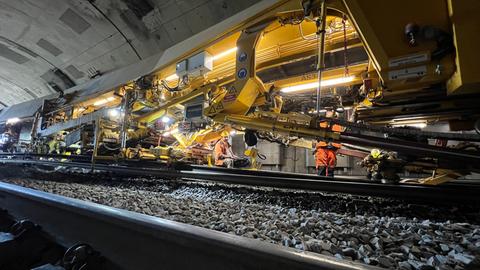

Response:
(208, 106), (217, 114)
(388, 53), (428, 68)
(388, 65), (427, 80)
(227, 86), (236, 94)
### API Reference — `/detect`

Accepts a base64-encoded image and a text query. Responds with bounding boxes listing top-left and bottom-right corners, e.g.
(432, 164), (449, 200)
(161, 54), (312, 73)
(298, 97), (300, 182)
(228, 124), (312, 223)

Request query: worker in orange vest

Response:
(314, 112), (342, 177)
(214, 130), (237, 168)
(314, 140), (339, 177)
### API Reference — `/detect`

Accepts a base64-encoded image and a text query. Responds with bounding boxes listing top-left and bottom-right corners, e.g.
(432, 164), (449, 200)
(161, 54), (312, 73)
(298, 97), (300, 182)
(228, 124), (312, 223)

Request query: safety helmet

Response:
(220, 130), (230, 137)
(371, 149), (381, 159)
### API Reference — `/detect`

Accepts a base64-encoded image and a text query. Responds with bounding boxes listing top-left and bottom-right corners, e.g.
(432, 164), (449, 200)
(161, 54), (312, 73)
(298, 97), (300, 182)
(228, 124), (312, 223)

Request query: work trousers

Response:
(317, 167), (334, 177)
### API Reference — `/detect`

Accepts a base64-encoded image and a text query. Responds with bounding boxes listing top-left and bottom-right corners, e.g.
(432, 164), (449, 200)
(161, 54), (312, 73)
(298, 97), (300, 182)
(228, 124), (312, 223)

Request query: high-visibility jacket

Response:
(315, 142), (337, 169)
(318, 121), (342, 148)
(214, 139), (230, 166)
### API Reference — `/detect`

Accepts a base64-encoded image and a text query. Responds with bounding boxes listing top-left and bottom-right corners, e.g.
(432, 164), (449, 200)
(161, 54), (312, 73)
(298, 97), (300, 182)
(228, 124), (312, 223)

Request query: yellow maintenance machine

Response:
(33, 0), (480, 183)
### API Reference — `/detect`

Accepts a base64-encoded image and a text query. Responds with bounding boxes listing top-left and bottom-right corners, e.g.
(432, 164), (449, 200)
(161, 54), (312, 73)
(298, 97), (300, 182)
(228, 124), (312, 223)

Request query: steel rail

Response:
(1, 158), (479, 204)
(339, 133), (480, 166)
(183, 170), (480, 205)
(0, 182), (378, 270)
(0, 152), (475, 187)
(190, 165), (480, 189)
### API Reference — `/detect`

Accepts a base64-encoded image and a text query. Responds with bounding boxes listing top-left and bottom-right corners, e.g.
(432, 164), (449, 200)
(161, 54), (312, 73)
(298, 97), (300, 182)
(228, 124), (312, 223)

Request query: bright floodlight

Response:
(108, 109), (120, 117)
(94, 96), (115, 106)
(280, 76), (356, 93)
(392, 122), (427, 129)
(161, 116), (171, 123)
(165, 73), (179, 81)
(212, 47), (238, 61)
(6, 117), (20, 124)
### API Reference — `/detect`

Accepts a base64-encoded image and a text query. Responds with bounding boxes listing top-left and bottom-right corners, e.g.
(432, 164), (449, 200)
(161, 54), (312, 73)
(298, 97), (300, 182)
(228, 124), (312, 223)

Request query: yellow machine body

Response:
(35, 0), (480, 184)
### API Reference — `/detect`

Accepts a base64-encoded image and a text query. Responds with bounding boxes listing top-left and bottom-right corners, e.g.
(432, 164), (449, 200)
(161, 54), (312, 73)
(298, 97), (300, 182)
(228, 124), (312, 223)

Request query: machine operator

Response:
(214, 131), (238, 168)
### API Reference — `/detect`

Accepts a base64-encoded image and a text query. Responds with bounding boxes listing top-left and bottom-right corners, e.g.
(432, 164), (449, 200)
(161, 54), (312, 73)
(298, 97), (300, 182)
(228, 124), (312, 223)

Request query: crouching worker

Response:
(360, 148), (400, 183)
(214, 131), (238, 168)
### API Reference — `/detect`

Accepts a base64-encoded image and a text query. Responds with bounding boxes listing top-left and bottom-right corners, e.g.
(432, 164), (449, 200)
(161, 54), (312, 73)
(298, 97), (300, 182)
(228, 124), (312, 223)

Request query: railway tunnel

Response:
(0, 0), (479, 269)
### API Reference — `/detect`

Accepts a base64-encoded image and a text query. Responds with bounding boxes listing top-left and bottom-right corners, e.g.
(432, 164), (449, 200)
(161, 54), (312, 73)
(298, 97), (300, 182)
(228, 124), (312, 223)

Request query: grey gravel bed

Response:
(1, 176), (480, 270)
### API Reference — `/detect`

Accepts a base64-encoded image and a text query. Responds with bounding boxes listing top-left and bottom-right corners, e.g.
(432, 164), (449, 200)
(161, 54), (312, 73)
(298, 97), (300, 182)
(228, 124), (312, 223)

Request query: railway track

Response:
(0, 154), (479, 205)
(1, 157), (480, 269)
(0, 181), (377, 270)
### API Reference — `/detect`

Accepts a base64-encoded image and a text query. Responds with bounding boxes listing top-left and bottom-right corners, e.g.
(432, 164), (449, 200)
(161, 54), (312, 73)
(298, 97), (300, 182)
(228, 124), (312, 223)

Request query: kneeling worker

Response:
(360, 148), (400, 183)
(214, 131), (238, 168)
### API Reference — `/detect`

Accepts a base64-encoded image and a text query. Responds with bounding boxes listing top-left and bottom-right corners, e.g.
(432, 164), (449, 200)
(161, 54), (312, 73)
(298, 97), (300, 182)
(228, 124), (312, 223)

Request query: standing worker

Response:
(314, 140), (339, 177)
(214, 130), (238, 168)
(314, 110), (342, 177)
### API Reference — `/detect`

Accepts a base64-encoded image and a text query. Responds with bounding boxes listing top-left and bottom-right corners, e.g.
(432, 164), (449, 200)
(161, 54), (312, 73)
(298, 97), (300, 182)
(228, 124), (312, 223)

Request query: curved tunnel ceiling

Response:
(0, 0), (259, 109)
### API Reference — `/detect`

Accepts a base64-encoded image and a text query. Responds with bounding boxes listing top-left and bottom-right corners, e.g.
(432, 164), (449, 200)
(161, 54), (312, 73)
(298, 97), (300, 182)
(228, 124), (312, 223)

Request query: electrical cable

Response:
(102, 143), (120, 151)
(257, 153), (267, 160)
(342, 15), (349, 76)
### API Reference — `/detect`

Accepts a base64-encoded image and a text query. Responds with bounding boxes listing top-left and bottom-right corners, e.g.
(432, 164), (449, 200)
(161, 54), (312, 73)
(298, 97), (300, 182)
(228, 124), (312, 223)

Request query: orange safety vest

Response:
(315, 142), (337, 169)
(214, 139), (229, 166)
(318, 121), (342, 148)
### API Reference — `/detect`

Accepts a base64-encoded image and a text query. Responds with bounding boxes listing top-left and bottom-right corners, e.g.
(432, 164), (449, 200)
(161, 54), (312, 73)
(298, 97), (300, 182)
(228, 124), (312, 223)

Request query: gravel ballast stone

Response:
(1, 176), (479, 270)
